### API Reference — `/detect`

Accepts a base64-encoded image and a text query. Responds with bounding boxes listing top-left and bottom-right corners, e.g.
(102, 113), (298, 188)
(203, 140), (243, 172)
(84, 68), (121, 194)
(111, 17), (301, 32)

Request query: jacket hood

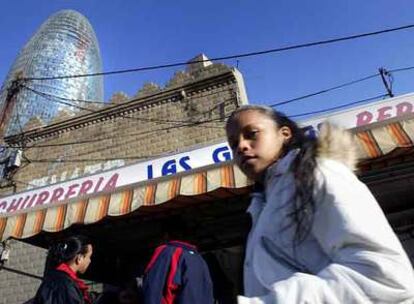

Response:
(316, 123), (357, 171)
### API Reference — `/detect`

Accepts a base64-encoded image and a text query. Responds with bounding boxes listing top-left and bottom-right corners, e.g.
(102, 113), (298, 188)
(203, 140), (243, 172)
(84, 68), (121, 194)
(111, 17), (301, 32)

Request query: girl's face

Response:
(227, 110), (292, 182)
(76, 244), (93, 274)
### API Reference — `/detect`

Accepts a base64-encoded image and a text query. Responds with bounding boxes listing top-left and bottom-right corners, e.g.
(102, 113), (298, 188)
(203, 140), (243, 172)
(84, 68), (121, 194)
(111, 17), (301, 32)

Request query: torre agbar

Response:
(0, 9), (103, 136)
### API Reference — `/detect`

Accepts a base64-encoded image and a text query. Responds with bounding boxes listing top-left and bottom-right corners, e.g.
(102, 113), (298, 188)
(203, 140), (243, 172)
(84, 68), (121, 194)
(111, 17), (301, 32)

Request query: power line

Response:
(390, 65), (414, 73)
(22, 117), (229, 163)
(289, 94), (388, 118)
(269, 73), (380, 107)
(7, 112), (228, 150)
(21, 95), (386, 164)
(40, 114), (228, 160)
(20, 93), (387, 163)
(23, 82), (233, 106)
(21, 84), (232, 126)
(23, 23), (414, 81)
(268, 64), (414, 108)
(24, 155), (164, 163)
(19, 61), (414, 128)
(15, 65), (391, 128)
(22, 62), (414, 127)
(23, 85), (104, 105)
(8, 138), (108, 149)
(17, 109), (229, 157)
(9, 63), (414, 150)
(18, 110), (230, 163)
(269, 65), (414, 108)
(8, 63), (414, 158)
(11, 92), (388, 164)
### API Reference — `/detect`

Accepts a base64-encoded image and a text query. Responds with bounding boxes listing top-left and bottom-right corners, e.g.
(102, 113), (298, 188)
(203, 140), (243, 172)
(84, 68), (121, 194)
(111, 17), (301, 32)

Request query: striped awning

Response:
(355, 119), (414, 159)
(1, 117), (414, 242)
(0, 164), (250, 241)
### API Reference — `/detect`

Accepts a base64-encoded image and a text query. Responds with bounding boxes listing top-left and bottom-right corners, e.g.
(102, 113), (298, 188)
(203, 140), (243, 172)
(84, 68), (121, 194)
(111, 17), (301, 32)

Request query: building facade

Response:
(0, 9), (103, 136)
(0, 55), (248, 303)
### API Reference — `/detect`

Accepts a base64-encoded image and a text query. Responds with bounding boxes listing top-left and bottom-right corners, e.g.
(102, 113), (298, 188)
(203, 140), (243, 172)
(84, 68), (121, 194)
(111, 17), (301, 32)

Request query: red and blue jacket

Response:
(143, 240), (214, 304)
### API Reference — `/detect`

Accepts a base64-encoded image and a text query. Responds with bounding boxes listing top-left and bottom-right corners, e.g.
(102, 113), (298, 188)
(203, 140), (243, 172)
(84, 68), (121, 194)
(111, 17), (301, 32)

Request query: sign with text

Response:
(0, 143), (232, 214)
(301, 93), (414, 135)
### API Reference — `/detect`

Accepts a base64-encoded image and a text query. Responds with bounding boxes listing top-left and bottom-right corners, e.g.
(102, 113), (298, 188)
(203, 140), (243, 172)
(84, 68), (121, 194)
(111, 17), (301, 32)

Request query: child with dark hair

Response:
(226, 105), (414, 303)
(34, 235), (93, 304)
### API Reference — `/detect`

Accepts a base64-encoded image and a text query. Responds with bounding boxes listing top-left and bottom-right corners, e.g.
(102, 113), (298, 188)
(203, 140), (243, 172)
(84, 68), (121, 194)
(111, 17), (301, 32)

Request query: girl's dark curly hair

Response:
(226, 105), (319, 244)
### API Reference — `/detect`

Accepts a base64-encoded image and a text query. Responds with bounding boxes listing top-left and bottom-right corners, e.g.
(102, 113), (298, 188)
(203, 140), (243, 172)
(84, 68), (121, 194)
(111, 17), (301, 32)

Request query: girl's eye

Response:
(246, 130), (258, 139)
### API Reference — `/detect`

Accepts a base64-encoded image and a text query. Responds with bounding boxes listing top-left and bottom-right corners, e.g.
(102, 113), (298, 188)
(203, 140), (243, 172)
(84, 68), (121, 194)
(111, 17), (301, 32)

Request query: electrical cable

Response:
(289, 94), (388, 118)
(8, 63), (413, 151)
(22, 116), (228, 162)
(268, 65), (414, 108)
(16, 108), (229, 161)
(389, 65), (414, 73)
(19, 63), (414, 131)
(23, 82), (233, 107)
(3, 92), (394, 163)
(21, 84), (232, 126)
(22, 23), (414, 81)
(25, 63), (414, 113)
(8, 63), (414, 161)
(15, 92), (386, 163)
(20, 111), (230, 163)
(8, 138), (109, 149)
(36, 114), (228, 161)
(24, 155), (168, 163)
(269, 73), (380, 107)
(7, 111), (228, 150)
(16, 86), (228, 137)
(18, 69), (384, 132)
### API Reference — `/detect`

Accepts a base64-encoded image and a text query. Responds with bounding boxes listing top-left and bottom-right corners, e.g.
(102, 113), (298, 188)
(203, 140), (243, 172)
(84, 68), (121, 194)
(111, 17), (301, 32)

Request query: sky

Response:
(1, 0), (414, 120)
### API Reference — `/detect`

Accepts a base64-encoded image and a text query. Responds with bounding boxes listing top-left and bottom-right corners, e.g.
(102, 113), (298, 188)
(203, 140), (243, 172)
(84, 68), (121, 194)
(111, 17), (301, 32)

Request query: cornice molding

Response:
(6, 70), (237, 144)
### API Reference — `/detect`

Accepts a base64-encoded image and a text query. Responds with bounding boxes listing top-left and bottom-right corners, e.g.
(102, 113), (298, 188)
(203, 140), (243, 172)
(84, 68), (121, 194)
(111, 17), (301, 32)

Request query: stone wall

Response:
(0, 56), (248, 303)
(0, 241), (46, 303)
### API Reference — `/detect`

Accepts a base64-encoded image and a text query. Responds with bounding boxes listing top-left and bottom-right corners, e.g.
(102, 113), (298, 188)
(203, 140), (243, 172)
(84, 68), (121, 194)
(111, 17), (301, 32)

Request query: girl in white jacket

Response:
(226, 105), (414, 303)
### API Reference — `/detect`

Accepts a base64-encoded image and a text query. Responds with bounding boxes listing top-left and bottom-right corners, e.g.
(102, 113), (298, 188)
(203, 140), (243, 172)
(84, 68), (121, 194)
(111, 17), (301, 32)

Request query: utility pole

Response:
(379, 67), (394, 98)
(0, 79), (24, 140)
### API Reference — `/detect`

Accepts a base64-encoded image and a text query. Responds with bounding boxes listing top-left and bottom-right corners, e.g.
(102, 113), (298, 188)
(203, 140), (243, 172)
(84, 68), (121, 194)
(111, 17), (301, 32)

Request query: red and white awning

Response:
(0, 164), (249, 241)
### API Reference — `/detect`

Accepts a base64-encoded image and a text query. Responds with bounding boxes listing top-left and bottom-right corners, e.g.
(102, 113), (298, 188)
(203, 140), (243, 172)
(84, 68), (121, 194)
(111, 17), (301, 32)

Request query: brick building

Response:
(0, 55), (249, 303)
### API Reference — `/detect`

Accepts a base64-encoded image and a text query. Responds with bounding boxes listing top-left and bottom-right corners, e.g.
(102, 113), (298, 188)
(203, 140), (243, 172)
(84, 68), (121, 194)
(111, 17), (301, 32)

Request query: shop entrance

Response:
(21, 191), (251, 303)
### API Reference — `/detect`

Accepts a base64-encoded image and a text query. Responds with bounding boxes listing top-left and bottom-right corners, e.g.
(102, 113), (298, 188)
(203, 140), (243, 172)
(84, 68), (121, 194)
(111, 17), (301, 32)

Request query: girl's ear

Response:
(279, 126), (292, 141)
(74, 254), (82, 266)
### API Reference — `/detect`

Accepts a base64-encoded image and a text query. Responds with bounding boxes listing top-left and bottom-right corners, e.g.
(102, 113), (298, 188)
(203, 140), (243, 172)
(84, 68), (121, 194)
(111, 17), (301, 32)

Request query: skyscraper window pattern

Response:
(0, 10), (104, 136)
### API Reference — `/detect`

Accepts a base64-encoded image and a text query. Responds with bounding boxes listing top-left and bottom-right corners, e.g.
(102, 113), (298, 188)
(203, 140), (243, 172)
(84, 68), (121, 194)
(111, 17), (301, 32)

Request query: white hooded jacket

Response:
(238, 124), (414, 304)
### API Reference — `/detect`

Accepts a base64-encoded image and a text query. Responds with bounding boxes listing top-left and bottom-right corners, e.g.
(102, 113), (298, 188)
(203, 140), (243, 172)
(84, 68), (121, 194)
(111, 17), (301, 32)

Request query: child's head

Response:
(47, 235), (93, 274)
(227, 105), (320, 243)
(226, 105), (304, 182)
(161, 214), (192, 242)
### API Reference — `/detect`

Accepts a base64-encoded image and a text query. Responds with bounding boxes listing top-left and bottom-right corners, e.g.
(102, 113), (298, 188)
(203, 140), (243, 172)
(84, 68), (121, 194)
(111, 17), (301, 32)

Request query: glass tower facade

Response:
(0, 10), (104, 136)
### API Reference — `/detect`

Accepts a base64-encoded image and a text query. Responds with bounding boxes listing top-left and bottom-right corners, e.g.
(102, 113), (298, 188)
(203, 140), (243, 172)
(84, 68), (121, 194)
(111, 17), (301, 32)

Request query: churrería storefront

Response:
(1, 93), (414, 301)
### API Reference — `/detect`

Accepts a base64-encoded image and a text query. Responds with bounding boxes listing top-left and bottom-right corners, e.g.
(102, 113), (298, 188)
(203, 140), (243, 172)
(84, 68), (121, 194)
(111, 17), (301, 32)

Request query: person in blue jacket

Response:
(143, 217), (214, 304)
